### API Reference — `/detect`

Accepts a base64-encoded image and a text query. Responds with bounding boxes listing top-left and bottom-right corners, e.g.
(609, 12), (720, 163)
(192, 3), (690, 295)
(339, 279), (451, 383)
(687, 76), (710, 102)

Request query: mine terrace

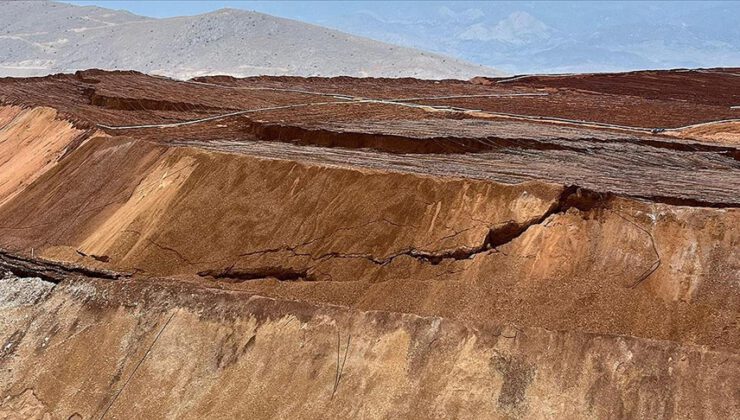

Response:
(0, 68), (738, 418)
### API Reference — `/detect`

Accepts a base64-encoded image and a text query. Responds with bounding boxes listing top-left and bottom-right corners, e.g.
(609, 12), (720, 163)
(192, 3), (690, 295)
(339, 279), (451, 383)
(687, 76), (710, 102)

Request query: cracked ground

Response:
(0, 69), (738, 419)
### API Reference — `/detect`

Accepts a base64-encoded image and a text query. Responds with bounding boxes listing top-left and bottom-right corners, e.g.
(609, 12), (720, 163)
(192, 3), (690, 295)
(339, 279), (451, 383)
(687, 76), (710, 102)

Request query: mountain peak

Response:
(459, 11), (551, 45)
(0, 0), (500, 79)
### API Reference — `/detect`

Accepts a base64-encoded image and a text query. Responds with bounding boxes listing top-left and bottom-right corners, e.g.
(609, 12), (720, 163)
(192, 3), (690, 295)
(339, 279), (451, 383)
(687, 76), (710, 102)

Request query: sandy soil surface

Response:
(0, 69), (737, 418)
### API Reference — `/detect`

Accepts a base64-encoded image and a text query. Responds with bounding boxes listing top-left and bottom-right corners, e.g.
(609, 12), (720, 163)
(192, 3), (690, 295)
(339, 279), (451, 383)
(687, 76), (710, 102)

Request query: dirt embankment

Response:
(0, 106), (86, 206)
(0, 71), (737, 418)
(668, 121), (740, 145)
(0, 135), (736, 351)
(0, 276), (736, 419)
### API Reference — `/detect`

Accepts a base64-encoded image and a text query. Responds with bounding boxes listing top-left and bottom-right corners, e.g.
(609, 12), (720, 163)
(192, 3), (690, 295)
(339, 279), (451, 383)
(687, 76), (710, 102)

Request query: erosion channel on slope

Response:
(0, 69), (738, 419)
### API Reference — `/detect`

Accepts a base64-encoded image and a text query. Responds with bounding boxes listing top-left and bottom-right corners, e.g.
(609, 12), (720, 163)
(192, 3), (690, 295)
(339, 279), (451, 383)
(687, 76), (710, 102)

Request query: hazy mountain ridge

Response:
(298, 1), (740, 74)
(0, 1), (499, 79)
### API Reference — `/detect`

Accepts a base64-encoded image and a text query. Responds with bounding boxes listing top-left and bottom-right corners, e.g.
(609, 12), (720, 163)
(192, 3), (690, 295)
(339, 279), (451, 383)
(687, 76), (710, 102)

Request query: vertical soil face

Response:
(0, 137), (734, 350)
(0, 106), (85, 206)
(1, 278), (737, 420)
(0, 70), (738, 418)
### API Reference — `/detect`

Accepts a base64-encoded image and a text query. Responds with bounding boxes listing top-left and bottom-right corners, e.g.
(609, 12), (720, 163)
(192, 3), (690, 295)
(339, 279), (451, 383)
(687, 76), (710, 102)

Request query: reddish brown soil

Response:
(493, 68), (740, 106)
(2, 68), (738, 129)
(0, 69), (737, 418)
(2, 69), (737, 204)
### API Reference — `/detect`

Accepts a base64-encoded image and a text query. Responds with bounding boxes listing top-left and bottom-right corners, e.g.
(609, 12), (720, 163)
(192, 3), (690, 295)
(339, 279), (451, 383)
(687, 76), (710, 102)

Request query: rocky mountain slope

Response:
(0, 68), (738, 418)
(300, 2), (740, 74)
(0, 1), (499, 79)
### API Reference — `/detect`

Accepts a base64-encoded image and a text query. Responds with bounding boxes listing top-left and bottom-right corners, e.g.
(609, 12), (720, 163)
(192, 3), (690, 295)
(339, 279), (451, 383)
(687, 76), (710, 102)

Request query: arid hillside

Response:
(0, 68), (738, 419)
(0, 1), (499, 79)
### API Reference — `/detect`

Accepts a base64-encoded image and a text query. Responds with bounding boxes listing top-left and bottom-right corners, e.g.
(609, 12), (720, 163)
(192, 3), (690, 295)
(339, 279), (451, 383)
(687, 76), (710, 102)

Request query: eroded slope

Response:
(0, 274), (736, 419)
(0, 70), (738, 418)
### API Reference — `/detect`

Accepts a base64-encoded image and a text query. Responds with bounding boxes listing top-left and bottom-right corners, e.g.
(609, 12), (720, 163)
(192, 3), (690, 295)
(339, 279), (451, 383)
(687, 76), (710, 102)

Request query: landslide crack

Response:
(196, 185), (613, 278)
(198, 266), (315, 282)
(301, 185), (611, 267)
(0, 249), (130, 283)
(85, 87), (231, 113)
(246, 120), (584, 154)
(146, 185), (614, 281)
(386, 185), (612, 265)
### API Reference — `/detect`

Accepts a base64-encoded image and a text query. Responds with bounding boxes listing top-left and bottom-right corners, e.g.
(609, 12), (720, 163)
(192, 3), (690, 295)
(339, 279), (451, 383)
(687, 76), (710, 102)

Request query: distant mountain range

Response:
(285, 1), (740, 74)
(0, 1), (500, 79)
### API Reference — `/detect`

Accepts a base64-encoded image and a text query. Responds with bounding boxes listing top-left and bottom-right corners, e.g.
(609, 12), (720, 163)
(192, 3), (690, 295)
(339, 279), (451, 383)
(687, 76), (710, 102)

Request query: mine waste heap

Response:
(0, 68), (738, 418)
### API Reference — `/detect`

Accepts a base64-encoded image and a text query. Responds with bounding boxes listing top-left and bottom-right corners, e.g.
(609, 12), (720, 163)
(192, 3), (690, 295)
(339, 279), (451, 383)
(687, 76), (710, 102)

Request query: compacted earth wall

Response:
(0, 69), (737, 418)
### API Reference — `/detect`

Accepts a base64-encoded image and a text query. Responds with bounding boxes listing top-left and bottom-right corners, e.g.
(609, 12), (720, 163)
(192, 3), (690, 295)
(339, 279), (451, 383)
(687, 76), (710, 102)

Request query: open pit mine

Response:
(0, 68), (738, 419)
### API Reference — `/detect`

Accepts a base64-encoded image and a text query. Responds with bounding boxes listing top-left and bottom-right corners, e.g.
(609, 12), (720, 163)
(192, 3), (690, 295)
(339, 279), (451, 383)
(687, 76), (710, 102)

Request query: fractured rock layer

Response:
(0, 277), (736, 419)
(0, 69), (737, 418)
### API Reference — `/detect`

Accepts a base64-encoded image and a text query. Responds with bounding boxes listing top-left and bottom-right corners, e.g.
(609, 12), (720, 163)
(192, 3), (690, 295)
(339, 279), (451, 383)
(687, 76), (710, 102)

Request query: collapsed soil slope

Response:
(1, 275), (736, 419)
(0, 105), (85, 206)
(0, 69), (738, 418)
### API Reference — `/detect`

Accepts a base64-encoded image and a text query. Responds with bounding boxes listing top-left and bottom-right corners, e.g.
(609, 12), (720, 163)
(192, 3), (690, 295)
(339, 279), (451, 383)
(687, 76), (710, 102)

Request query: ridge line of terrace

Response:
(95, 92), (740, 136)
